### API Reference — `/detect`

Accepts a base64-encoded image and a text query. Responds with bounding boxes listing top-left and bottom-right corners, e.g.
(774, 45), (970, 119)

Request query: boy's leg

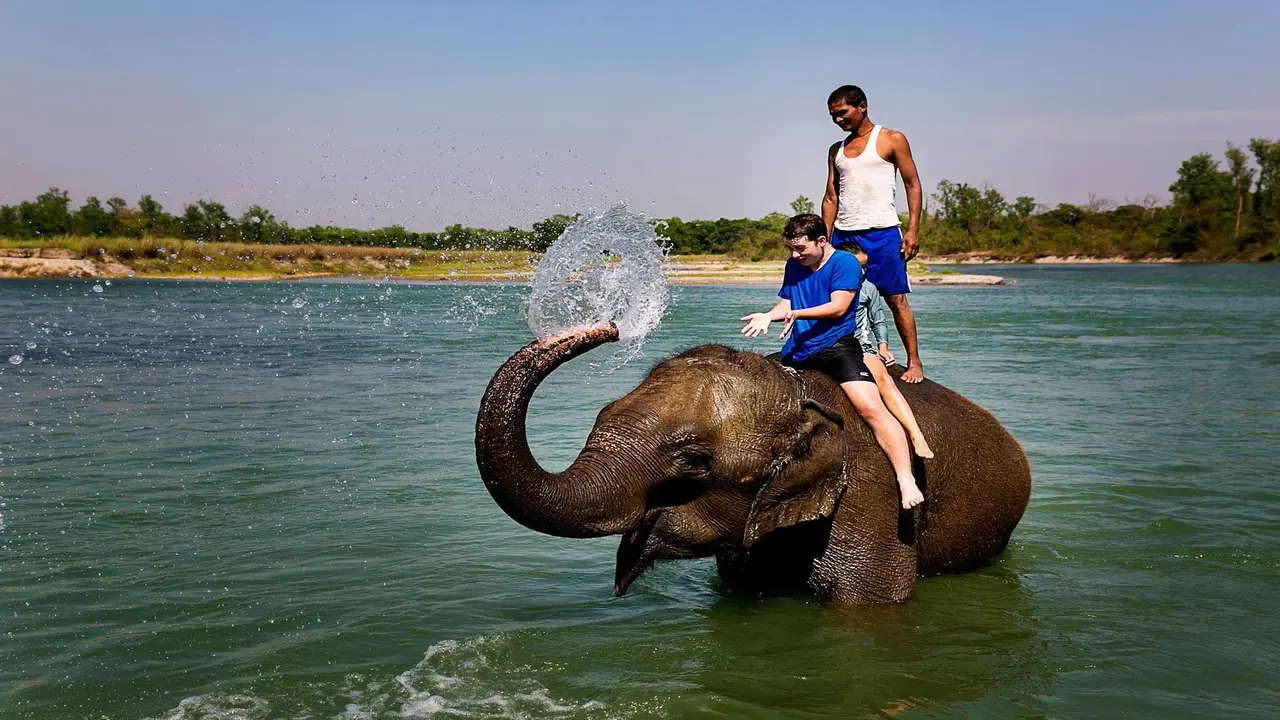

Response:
(839, 379), (925, 510)
(863, 353), (934, 458)
(854, 227), (925, 383)
(883, 294), (924, 383)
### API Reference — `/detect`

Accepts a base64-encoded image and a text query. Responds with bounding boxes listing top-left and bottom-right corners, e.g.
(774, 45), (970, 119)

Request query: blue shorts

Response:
(831, 226), (911, 295)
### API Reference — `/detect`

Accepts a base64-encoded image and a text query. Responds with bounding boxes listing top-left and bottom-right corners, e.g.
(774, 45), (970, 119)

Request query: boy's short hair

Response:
(783, 214), (827, 242)
(828, 84), (867, 107)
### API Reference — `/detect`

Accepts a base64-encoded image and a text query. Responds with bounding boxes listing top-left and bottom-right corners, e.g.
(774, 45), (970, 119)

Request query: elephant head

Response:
(474, 324), (891, 598)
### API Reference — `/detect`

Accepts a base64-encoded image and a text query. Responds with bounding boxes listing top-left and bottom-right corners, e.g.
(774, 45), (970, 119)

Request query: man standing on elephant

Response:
(823, 84), (927, 383)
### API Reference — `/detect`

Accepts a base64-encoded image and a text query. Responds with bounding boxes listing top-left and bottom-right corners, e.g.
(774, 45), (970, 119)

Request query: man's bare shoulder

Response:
(879, 127), (910, 144)
(828, 140), (844, 155)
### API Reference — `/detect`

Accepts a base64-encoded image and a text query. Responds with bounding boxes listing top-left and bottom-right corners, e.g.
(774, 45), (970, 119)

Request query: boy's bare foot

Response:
(911, 434), (935, 459)
(898, 476), (924, 510)
(902, 364), (924, 383)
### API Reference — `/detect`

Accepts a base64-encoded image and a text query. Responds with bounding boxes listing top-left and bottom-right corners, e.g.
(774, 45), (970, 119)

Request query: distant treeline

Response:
(917, 138), (1280, 261)
(0, 192), (577, 253)
(3, 140), (1277, 261)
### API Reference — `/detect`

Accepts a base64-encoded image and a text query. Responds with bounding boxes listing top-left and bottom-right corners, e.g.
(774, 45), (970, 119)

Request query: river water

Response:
(1, 264), (1277, 719)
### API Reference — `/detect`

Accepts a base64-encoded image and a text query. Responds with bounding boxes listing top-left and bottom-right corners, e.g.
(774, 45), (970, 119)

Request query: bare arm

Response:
(887, 130), (922, 260)
(822, 142), (840, 235)
(740, 298), (791, 338)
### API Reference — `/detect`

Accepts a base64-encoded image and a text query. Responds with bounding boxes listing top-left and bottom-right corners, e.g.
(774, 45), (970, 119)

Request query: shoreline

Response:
(916, 253), (1180, 265)
(0, 249), (1008, 286)
(4, 244), (1244, 285)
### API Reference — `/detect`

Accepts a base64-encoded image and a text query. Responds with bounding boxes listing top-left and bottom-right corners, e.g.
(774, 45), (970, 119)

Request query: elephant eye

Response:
(673, 445), (712, 474)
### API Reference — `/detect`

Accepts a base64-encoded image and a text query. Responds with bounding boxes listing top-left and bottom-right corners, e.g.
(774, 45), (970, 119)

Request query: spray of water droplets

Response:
(526, 204), (669, 362)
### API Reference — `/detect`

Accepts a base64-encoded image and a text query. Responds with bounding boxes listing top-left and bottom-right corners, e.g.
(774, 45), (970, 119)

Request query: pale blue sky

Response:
(2, 0), (1277, 230)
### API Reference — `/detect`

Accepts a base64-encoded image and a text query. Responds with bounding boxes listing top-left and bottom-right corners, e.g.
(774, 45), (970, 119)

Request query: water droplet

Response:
(104, 280), (112, 286)
(25, 342), (36, 350)
(92, 284), (104, 293)
(126, 271), (135, 277)
(292, 297), (307, 308)
(7, 355), (22, 365)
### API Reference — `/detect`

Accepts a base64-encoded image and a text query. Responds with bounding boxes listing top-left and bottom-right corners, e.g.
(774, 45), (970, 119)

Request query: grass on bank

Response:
(2, 236), (951, 281)
(0, 236), (539, 279)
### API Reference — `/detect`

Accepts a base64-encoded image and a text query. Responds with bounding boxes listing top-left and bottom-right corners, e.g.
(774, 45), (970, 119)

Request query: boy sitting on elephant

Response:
(740, 213), (924, 510)
(852, 257), (934, 459)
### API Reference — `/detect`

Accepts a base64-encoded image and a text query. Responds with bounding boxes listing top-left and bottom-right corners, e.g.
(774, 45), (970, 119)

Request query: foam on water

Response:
(146, 693), (269, 719)
(526, 203), (669, 361)
(143, 635), (614, 720)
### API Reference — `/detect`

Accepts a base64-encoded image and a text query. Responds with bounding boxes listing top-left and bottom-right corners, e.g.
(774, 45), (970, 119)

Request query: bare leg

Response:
(863, 354), (934, 458)
(883, 293), (924, 383)
(841, 380), (924, 509)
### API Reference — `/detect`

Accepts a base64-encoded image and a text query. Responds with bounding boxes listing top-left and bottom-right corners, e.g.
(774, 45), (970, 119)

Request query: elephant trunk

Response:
(474, 324), (644, 538)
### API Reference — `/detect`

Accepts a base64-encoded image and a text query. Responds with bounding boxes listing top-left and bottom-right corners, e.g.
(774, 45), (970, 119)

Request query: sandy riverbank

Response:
(918, 253), (1180, 265)
(0, 246), (1007, 285)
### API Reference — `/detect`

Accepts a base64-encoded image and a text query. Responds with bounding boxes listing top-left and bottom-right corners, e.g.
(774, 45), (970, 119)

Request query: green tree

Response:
(239, 205), (284, 244)
(1224, 143), (1255, 243)
(1011, 196), (1037, 219)
(138, 195), (174, 236)
(530, 214), (578, 252)
(18, 187), (74, 236)
(789, 195), (814, 215)
(1168, 153), (1233, 255)
(75, 196), (118, 236)
(180, 200), (233, 242)
(1248, 138), (1280, 245)
(0, 205), (19, 236)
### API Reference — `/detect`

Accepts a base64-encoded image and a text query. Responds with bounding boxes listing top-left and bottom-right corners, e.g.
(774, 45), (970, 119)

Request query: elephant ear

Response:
(744, 398), (847, 548)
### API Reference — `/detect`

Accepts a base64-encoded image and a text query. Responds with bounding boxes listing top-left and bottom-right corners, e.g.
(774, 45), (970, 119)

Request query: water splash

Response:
(526, 203), (668, 362)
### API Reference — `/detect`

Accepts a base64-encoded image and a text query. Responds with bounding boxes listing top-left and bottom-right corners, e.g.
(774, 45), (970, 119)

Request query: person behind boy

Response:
(740, 214), (923, 510)
(823, 84), (927, 383)
(855, 272), (934, 459)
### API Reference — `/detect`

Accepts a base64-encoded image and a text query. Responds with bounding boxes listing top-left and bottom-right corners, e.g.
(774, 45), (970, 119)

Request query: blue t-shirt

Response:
(778, 251), (863, 362)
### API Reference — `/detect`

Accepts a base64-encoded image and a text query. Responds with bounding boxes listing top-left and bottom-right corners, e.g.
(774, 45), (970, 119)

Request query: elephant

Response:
(474, 324), (1031, 606)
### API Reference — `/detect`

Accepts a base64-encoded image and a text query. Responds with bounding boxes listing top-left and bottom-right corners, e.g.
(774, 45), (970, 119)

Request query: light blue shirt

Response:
(854, 279), (890, 355)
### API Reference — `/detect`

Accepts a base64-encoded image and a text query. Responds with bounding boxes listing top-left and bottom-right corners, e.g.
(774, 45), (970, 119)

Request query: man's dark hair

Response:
(783, 214), (827, 242)
(827, 84), (867, 108)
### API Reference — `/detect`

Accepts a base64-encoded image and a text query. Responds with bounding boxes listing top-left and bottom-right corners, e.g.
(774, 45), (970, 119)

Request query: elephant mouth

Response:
(613, 509), (663, 596)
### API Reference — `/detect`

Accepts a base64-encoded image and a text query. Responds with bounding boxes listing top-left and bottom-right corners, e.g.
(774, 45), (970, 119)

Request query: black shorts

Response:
(778, 335), (874, 385)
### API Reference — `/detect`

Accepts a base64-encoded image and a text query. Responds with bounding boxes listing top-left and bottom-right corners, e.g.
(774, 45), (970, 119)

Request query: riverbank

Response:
(917, 252), (1181, 264)
(0, 239), (1009, 285)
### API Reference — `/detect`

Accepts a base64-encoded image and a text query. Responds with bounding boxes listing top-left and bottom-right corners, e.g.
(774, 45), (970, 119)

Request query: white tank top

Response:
(833, 124), (900, 231)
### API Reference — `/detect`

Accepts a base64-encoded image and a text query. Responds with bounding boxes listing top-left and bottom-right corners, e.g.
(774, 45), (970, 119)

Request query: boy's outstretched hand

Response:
(740, 313), (773, 338)
(779, 311), (795, 341)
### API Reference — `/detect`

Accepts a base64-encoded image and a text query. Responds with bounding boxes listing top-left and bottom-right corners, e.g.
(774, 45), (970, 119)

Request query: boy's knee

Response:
(846, 388), (886, 417)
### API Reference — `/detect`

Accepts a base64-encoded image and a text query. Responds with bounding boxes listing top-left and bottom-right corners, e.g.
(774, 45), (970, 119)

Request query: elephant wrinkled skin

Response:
(474, 325), (1031, 606)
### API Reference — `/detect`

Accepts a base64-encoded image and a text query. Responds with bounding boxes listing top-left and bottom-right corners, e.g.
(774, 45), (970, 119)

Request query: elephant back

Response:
(892, 368), (1032, 574)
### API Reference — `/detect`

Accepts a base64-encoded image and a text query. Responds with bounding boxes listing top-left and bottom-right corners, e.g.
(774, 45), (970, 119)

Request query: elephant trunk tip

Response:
(538, 323), (620, 347)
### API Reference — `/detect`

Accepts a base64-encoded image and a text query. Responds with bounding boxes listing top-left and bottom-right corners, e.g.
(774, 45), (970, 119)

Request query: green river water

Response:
(1, 264), (1277, 718)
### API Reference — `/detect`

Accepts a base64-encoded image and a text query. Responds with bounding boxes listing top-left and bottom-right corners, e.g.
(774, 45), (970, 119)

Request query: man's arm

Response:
(741, 298), (791, 338)
(886, 130), (922, 260)
(822, 142), (841, 235)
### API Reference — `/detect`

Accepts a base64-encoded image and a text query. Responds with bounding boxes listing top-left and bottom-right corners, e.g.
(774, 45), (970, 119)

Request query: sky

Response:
(2, 0), (1278, 231)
